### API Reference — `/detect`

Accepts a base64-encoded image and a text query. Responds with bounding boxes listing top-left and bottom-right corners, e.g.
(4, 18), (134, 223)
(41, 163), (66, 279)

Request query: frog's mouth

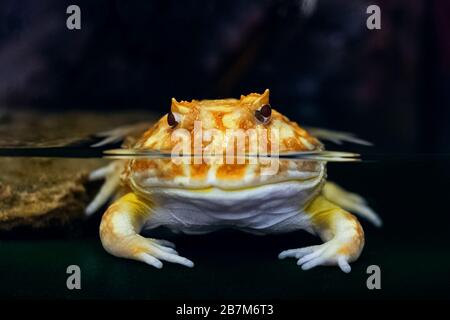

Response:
(129, 160), (326, 193)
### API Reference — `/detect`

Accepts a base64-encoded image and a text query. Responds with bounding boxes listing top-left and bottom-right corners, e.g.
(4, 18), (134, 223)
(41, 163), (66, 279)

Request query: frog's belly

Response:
(142, 179), (323, 235)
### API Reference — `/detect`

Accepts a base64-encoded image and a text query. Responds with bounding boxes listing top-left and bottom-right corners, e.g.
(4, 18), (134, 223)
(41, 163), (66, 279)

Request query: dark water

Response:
(0, 157), (449, 300)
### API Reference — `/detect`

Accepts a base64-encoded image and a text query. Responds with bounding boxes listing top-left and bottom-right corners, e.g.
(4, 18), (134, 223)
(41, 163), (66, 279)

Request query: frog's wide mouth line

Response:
(130, 174), (325, 196)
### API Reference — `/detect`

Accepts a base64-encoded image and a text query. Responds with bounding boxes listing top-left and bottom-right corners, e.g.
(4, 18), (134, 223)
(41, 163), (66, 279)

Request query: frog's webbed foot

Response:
(122, 237), (194, 269)
(100, 193), (194, 268)
(323, 181), (382, 227)
(279, 196), (364, 273)
(279, 240), (353, 273)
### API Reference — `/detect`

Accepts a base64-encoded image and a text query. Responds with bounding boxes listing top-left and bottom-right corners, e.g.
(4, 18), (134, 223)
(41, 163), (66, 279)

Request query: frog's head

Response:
(126, 90), (324, 191)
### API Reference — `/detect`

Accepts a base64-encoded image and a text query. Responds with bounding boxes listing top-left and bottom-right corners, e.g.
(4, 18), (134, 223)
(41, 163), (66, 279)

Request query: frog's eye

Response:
(167, 111), (179, 127)
(255, 104), (272, 124)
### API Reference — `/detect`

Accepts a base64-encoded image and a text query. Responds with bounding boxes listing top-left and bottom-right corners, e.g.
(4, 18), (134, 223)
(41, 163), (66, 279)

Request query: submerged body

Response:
(89, 90), (380, 272)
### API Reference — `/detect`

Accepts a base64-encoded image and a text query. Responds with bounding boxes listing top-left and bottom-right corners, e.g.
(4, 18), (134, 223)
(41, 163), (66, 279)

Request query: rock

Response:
(0, 112), (155, 230)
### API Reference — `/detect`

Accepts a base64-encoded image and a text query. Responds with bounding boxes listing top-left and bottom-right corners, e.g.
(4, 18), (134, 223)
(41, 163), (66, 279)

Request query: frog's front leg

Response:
(279, 195), (364, 273)
(100, 193), (194, 268)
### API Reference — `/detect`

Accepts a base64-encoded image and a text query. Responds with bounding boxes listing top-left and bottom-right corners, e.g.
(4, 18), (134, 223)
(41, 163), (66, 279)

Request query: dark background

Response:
(0, 0), (449, 300)
(1, 0), (449, 152)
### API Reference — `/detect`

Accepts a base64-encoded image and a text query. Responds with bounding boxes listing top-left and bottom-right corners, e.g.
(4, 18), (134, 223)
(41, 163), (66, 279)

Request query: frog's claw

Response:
(279, 196), (364, 273)
(279, 241), (352, 273)
(134, 239), (194, 269)
(100, 193), (194, 268)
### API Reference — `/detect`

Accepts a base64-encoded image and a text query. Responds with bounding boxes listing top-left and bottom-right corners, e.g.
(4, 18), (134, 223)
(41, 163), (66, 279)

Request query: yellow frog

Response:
(87, 90), (381, 273)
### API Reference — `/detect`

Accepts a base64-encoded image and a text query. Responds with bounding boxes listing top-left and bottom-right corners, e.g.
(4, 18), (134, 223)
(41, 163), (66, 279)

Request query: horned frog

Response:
(87, 90), (381, 273)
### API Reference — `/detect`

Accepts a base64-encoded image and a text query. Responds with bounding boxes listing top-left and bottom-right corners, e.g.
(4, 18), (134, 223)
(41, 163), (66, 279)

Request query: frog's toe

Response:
(296, 241), (351, 273)
(278, 245), (321, 260)
(279, 240), (354, 273)
(153, 238), (176, 249)
(130, 237), (194, 269)
(137, 253), (163, 269)
(136, 250), (194, 269)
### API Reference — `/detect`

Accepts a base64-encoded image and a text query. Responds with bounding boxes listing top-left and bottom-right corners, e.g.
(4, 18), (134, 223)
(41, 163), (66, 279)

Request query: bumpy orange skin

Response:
(123, 90), (323, 189)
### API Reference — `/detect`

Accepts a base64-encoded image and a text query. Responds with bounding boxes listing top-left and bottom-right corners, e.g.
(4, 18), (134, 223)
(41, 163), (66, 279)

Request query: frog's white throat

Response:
(141, 170), (325, 235)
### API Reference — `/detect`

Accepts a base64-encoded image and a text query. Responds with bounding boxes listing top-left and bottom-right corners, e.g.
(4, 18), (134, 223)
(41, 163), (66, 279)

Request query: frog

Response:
(87, 90), (381, 273)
